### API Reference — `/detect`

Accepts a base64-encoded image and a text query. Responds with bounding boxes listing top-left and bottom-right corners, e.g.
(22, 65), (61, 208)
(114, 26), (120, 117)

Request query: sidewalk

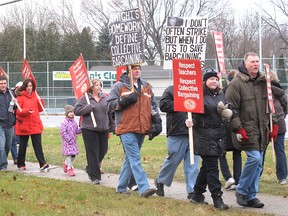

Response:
(7, 160), (287, 216)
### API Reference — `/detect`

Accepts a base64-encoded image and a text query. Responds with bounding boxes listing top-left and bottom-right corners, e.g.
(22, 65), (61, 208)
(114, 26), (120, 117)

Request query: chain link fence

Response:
(1, 57), (287, 114)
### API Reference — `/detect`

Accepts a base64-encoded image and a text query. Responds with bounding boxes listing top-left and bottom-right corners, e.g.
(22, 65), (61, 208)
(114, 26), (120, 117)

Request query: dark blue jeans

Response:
(219, 149), (242, 184)
(274, 133), (287, 180)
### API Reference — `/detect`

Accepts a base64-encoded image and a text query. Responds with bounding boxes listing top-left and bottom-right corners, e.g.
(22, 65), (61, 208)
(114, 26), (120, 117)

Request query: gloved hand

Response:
(236, 128), (249, 143)
(118, 92), (138, 109)
(269, 124), (279, 141)
(148, 114), (162, 141)
(217, 101), (233, 121)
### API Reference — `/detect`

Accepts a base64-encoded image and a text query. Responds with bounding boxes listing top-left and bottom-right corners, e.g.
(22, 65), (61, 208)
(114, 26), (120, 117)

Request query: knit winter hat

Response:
(203, 67), (219, 81)
(64, 105), (74, 117)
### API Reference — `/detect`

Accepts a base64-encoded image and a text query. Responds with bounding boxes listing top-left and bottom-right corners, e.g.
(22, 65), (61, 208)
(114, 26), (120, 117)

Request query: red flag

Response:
(116, 65), (126, 82)
(0, 66), (8, 79)
(69, 53), (90, 99)
(22, 59), (37, 88)
(213, 31), (226, 74)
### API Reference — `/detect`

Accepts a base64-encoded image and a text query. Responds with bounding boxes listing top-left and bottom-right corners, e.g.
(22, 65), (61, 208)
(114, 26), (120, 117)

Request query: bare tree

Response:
(260, 0), (288, 56)
(82, 0), (232, 62)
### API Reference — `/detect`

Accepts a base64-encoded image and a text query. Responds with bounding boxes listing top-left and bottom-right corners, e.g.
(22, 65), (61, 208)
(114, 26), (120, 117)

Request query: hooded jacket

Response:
(15, 90), (44, 135)
(107, 72), (158, 135)
(225, 65), (271, 151)
(271, 82), (287, 134)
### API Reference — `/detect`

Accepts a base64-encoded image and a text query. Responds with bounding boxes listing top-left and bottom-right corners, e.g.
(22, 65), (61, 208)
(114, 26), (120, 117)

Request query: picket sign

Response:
(265, 63), (275, 163)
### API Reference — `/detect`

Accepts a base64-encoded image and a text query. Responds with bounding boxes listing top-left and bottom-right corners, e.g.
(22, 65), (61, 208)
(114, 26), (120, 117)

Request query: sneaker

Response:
(68, 167), (75, 176)
(224, 177), (235, 189)
(19, 166), (26, 171)
(63, 163), (68, 173)
(131, 185), (138, 191)
(278, 179), (287, 185)
(40, 164), (49, 172)
(13, 159), (18, 165)
(154, 179), (164, 197)
(229, 184), (237, 190)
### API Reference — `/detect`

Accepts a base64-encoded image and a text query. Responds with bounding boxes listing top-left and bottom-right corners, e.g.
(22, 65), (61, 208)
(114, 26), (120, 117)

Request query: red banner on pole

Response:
(116, 65), (126, 82)
(173, 59), (204, 113)
(22, 59), (37, 88)
(0, 66), (8, 79)
(213, 31), (226, 74)
(69, 53), (90, 100)
(265, 64), (275, 113)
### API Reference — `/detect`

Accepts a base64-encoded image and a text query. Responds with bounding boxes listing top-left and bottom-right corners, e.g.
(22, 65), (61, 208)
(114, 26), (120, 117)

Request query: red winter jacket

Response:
(15, 90), (44, 135)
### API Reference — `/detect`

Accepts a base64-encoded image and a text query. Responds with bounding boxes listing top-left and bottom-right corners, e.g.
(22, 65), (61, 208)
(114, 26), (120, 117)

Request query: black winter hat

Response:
(203, 67), (219, 81)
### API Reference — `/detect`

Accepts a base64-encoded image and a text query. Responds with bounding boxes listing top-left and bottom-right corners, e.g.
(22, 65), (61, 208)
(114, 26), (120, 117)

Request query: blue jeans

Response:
(0, 126), (14, 170)
(117, 133), (150, 195)
(157, 135), (200, 193)
(237, 150), (263, 201)
(274, 133), (287, 180)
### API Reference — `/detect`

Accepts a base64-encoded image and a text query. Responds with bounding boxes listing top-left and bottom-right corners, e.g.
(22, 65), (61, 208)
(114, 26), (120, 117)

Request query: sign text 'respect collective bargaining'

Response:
(173, 59), (204, 113)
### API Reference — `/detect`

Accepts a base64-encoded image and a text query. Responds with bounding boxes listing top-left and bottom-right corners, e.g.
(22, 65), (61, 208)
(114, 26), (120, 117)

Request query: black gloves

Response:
(118, 92), (138, 109)
(148, 114), (162, 141)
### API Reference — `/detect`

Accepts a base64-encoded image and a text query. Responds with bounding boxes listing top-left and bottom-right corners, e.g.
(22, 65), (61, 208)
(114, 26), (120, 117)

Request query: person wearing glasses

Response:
(189, 67), (231, 210)
(226, 52), (278, 208)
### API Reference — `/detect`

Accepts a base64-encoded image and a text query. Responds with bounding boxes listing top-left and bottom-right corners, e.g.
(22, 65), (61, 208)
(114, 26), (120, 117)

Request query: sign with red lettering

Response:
(69, 53), (90, 99)
(173, 59), (203, 113)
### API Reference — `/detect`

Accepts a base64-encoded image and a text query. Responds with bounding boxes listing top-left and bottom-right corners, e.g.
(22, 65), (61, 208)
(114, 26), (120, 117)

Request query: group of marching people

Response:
(0, 77), (49, 172)
(1, 51), (287, 210)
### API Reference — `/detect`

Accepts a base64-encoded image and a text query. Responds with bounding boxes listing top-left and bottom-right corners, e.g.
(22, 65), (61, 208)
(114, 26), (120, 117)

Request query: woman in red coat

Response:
(15, 78), (49, 171)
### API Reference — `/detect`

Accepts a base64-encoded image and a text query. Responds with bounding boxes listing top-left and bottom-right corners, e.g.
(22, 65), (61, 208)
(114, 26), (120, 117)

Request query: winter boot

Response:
(154, 179), (164, 197)
(212, 193), (229, 210)
(190, 192), (208, 204)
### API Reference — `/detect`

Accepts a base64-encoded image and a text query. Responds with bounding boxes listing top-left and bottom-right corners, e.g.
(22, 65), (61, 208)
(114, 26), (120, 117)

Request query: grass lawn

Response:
(1, 127), (286, 215)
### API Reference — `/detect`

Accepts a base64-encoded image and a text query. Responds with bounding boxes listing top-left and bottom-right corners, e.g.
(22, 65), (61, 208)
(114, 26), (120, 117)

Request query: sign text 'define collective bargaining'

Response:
(108, 8), (145, 67)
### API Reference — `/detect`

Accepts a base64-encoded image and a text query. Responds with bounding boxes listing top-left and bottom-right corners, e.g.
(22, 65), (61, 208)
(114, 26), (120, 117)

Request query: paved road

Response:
(7, 160), (288, 216)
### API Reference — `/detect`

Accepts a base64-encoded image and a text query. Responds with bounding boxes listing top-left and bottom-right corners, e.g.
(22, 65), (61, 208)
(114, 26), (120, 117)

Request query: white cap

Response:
(15, 81), (23, 88)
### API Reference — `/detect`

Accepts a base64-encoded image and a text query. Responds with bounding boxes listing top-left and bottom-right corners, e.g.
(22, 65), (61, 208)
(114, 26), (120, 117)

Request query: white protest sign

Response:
(163, 17), (208, 69)
(108, 8), (144, 67)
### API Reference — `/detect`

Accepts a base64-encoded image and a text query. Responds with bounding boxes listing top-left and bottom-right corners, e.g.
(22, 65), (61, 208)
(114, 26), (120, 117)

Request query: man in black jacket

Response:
(0, 75), (16, 171)
(154, 85), (200, 199)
